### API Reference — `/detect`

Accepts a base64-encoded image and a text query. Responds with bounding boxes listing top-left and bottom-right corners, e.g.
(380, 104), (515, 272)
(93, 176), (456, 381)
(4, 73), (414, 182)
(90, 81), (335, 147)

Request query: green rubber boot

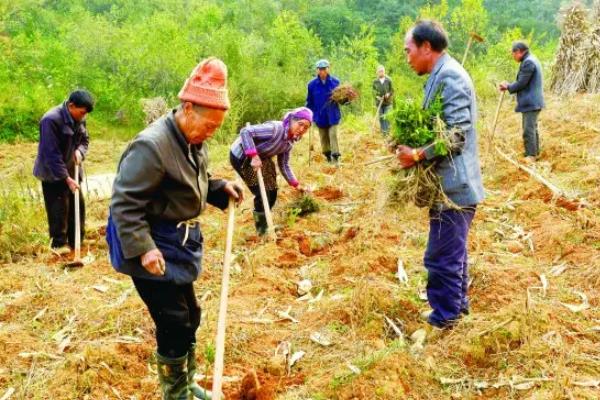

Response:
(253, 211), (268, 236)
(188, 343), (212, 399)
(156, 352), (192, 400)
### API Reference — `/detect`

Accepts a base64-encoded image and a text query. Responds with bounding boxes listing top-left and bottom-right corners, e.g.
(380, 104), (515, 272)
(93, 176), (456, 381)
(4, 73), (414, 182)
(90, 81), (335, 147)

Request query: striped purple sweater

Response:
(230, 121), (299, 187)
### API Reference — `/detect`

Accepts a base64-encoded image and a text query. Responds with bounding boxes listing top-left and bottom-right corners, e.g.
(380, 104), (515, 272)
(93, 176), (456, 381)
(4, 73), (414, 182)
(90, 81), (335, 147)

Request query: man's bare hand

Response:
(498, 81), (509, 91)
(66, 177), (80, 193)
(73, 150), (83, 165)
(396, 145), (419, 169)
(141, 248), (166, 276)
(224, 181), (244, 204)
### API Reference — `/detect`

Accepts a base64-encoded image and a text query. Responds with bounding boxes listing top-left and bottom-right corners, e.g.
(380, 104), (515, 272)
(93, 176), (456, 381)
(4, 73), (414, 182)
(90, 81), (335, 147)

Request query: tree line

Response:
(0, 0), (563, 142)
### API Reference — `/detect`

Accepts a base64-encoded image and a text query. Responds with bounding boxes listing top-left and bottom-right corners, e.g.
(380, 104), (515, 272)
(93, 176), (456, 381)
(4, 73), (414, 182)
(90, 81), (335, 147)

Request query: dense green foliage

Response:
(0, 0), (563, 142)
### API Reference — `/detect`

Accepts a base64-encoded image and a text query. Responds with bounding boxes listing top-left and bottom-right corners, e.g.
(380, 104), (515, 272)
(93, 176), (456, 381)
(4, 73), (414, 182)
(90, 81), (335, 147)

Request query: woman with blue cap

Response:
(306, 59), (342, 165)
(230, 106), (313, 235)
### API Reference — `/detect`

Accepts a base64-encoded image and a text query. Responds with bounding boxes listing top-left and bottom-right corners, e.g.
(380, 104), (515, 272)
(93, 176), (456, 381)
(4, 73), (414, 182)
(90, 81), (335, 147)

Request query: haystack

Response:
(141, 97), (168, 125)
(550, 1), (591, 95)
(585, 2), (600, 92)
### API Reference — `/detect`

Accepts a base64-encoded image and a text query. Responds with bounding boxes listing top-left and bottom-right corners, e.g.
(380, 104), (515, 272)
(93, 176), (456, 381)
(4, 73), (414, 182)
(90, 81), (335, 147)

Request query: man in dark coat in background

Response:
(499, 41), (545, 162)
(33, 90), (94, 256)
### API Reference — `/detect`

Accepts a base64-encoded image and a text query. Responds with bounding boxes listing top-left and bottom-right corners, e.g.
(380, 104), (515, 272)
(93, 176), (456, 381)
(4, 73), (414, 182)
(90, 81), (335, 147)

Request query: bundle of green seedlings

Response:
(287, 194), (320, 225)
(387, 91), (456, 208)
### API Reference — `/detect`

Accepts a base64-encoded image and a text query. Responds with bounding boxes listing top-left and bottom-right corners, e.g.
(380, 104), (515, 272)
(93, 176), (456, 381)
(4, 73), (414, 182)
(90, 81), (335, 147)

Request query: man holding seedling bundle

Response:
(499, 41), (545, 162)
(306, 59), (342, 166)
(33, 90), (94, 256)
(106, 58), (243, 399)
(397, 21), (484, 329)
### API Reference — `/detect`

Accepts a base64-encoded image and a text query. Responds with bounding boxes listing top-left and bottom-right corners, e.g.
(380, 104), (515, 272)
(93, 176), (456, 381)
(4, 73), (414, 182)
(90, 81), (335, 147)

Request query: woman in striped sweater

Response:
(229, 107), (313, 235)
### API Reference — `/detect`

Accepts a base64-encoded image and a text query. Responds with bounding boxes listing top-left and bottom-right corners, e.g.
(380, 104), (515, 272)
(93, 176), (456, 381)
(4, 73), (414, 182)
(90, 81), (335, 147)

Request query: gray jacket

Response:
(508, 52), (544, 113)
(110, 110), (227, 261)
(372, 76), (394, 106)
(422, 53), (485, 207)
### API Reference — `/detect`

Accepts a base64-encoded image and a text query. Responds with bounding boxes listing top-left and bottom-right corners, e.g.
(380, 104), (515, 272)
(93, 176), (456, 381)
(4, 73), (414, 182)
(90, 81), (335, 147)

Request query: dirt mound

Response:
(313, 186), (344, 201)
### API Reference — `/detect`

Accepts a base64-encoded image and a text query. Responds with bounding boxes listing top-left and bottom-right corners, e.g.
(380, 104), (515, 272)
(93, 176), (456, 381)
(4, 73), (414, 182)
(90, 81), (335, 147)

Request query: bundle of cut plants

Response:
(288, 193), (320, 217)
(330, 83), (359, 105)
(387, 93), (456, 209)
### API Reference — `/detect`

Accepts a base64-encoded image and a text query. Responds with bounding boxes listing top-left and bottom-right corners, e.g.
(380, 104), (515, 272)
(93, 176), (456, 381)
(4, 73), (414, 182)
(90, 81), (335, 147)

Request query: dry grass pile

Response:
(141, 96), (169, 125)
(330, 83), (359, 105)
(550, 1), (600, 95)
(586, 2), (600, 92)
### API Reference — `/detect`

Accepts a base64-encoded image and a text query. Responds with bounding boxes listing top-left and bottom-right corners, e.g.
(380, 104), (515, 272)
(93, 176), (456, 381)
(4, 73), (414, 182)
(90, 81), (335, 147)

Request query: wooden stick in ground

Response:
(487, 91), (506, 153)
(308, 125), (312, 167)
(461, 36), (473, 66)
(74, 164), (81, 261)
(372, 97), (385, 134)
(211, 201), (236, 400)
(461, 32), (484, 66)
(256, 168), (275, 236)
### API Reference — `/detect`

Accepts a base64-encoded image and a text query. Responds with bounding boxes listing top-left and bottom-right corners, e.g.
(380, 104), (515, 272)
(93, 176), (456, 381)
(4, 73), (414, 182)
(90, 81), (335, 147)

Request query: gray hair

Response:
(511, 41), (529, 52)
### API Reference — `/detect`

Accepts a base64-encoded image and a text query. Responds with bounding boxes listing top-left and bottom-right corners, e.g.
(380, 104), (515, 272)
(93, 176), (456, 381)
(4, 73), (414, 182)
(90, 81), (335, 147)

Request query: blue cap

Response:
(315, 59), (330, 69)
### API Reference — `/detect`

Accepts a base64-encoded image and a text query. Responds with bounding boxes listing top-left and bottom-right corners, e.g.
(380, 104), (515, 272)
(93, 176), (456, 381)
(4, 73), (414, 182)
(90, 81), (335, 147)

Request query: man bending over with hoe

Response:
(106, 58), (243, 399)
(229, 107), (313, 236)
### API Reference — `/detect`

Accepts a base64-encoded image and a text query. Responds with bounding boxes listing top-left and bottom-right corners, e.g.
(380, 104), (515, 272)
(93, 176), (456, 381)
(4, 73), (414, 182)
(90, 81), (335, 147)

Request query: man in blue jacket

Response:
(397, 21), (485, 329)
(499, 41), (545, 162)
(306, 59), (342, 165)
(33, 90), (94, 256)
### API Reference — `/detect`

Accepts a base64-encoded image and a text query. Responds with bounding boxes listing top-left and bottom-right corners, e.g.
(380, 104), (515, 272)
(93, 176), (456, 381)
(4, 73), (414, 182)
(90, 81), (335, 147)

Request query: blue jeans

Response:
(379, 104), (392, 136)
(424, 207), (475, 328)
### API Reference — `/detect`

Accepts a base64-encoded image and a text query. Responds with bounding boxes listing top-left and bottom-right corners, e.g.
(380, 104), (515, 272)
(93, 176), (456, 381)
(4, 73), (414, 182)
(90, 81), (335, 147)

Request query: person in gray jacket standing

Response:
(396, 20), (484, 329)
(372, 65), (394, 136)
(499, 41), (545, 162)
(106, 57), (243, 399)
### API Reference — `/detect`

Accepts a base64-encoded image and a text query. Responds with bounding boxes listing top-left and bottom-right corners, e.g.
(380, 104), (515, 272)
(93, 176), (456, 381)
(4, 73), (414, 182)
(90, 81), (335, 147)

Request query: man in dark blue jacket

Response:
(500, 41), (545, 162)
(306, 59), (342, 165)
(33, 90), (94, 255)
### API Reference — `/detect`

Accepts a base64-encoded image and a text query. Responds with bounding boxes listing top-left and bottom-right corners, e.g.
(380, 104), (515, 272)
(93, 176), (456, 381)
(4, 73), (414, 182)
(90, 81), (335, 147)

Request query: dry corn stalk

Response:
(141, 97), (168, 125)
(586, 3), (600, 92)
(550, 1), (592, 95)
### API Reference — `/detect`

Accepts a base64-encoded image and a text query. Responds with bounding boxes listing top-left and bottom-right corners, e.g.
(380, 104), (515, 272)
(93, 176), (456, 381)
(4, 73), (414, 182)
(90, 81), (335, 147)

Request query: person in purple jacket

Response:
(33, 90), (94, 256)
(229, 107), (313, 235)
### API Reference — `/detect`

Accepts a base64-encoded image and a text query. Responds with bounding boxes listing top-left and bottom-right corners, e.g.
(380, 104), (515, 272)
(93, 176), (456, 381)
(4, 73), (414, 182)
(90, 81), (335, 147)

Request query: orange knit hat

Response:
(178, 57), (230, 110)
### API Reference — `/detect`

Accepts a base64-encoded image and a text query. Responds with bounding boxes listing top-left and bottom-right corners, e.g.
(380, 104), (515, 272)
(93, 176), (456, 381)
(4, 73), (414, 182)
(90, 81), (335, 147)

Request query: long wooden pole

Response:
(74, 164), (81, 261)
(487, 91), (506, 154)
(308, 126), (312, 167)
(211, 201), (236, 400)
(256, 168), (275, 236)
(373, 97), (385, 134)
(461, 36), (474, 66)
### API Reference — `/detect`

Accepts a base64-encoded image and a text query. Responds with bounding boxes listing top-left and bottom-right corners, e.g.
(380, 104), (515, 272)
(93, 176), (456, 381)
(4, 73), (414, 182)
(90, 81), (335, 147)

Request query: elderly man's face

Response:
(182, 103), (227, 144)
(404, 36), (430, 76)
(317, 67), (329, 80)
(512, 49), (525, 62)
(377, 68), (385, 78)
(68, 103), (89, 122)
